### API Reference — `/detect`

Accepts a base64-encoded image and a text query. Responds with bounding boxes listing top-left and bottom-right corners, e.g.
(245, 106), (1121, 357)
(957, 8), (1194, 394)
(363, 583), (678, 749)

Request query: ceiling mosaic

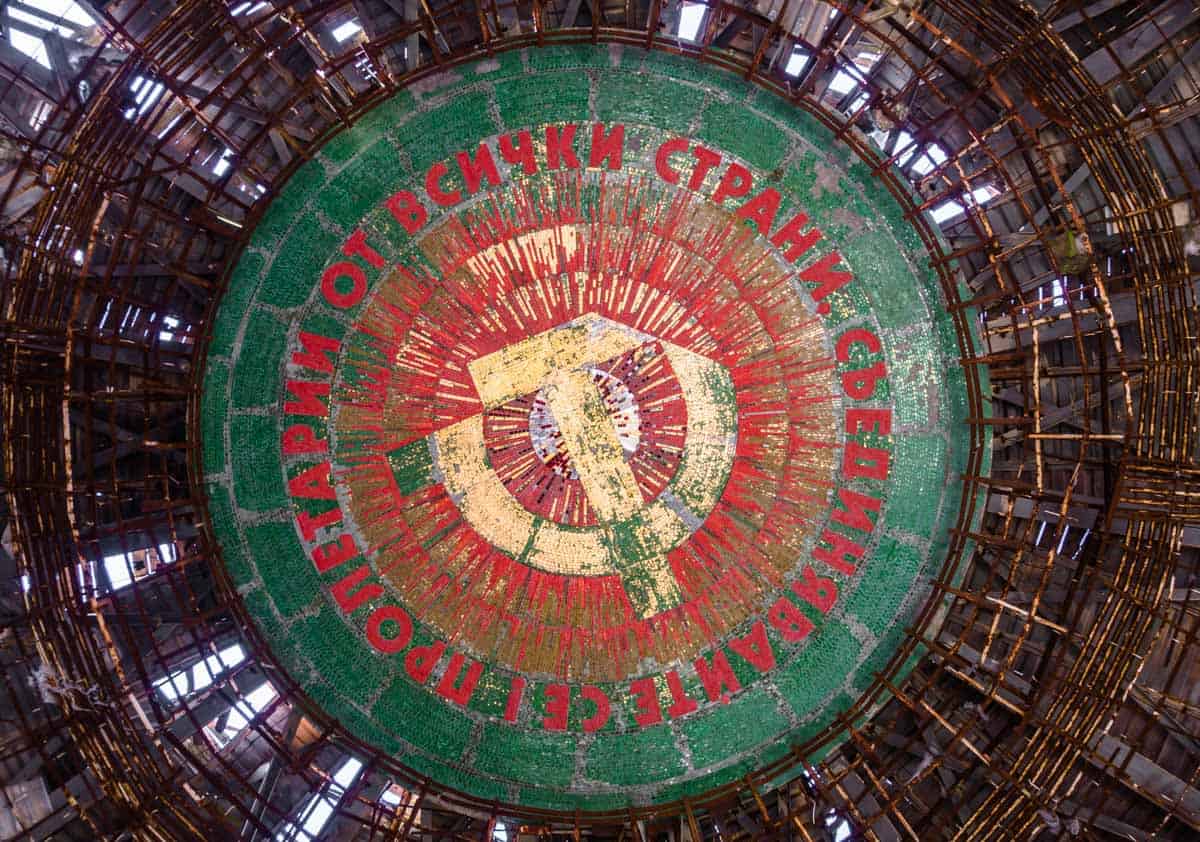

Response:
(201, 44), (984, 810)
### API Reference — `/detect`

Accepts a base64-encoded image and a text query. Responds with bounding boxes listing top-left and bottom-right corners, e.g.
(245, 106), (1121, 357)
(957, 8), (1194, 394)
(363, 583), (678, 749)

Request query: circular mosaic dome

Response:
(201, 46), (982, 810)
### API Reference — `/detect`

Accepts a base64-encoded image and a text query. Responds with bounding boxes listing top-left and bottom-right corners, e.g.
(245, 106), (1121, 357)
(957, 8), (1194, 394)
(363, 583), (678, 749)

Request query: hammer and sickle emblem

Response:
(427, 314), (736, 618)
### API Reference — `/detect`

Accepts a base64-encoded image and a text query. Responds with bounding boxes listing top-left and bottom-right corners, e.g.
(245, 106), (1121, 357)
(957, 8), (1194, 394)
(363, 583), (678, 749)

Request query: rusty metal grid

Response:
(1, 0), (1198, 839)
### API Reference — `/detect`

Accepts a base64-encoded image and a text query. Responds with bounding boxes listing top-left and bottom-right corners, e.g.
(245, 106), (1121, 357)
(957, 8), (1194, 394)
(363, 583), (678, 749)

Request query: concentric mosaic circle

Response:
(201, 46), (981, 810)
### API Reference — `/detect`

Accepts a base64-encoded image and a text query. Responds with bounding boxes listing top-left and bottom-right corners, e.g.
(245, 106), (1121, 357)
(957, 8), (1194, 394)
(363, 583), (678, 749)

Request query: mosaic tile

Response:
(683, 687), (789, 770)
(230, 414), (286, 512)
(773, 624), (861, 715)
(200, 48), (987, 809)
(205, 484), (250, 584)
(474, 728), (577, 788)
(373, 673), (474, 760)
(231, 309), (287, 408)
(585, 725), (686, 787)
(528, 44), (615, 72)
(697, 103), (789, 172)
(593, 72), (700, 129)
(884, 434), (948, 540)
(497, 73), (590, 128)
(316, 145), (398, 229)
(845, 537), (922, 633)
(210, 251), (262, 357)
(200, 361), (228, 476)
(246, 521), (318, 617)
(294, 608), (392, 700)
(261, 214), (340, 308)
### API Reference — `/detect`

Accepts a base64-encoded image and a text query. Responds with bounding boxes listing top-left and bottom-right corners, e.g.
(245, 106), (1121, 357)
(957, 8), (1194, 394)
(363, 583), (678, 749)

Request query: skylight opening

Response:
(970, 184), (1002, 205)
(1056, 524), (1071, 555)
(930, 201), (966, 224)
(76, 560), (94, 598)
(332, 759), (362, 788)
(102, 553), (134, 590)
(157, 113), (183, 139)
(119, 304), (140, 331)
(911, 143), (948, 176)
(22, 0), (93, 29)
(274, 757), (364, 840)
(331, 19), (363, 43)
(784, 48), (810, 78)
(6, 1), (92, 68)
(124, 75), (166, 120)
(240, 180), (268, 198)
(929, 185), (1001, 224)
(353, 45), (381, 84)
(8, 6), (72, 35)
(1072, 528), (1091, 560)
(855, 49), (882, 72)
(8, 30), (51, 69)
(231, 1), (269, 15)
(217, 681), (278, 740)
(824, 811), (855, 842)
(1050, 277), (1067, 308)
(30, 100), (54, 131)
(159, 316), (181, 342)
(827, 70), (858, 96)
(212, 148), (234, 178)
(289, 798), (334, 841)
(893, 131), (918, 167)
(155, 643), (247, 703)
(677, 3), (706, 42)
(846, 92), (870, 114)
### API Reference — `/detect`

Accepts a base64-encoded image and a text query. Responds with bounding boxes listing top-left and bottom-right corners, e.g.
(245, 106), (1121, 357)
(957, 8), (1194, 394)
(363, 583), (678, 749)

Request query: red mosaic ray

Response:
(482, 340), (686, 527)
(335, 173), (839, 681)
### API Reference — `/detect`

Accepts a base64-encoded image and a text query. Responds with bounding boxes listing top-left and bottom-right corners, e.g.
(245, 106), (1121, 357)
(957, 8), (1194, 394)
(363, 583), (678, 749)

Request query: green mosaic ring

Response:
(200, 45), (984, 810)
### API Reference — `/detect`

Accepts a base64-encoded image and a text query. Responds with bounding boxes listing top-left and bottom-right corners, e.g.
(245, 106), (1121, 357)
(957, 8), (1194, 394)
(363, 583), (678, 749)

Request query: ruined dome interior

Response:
(1, 1), (1199, 840)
